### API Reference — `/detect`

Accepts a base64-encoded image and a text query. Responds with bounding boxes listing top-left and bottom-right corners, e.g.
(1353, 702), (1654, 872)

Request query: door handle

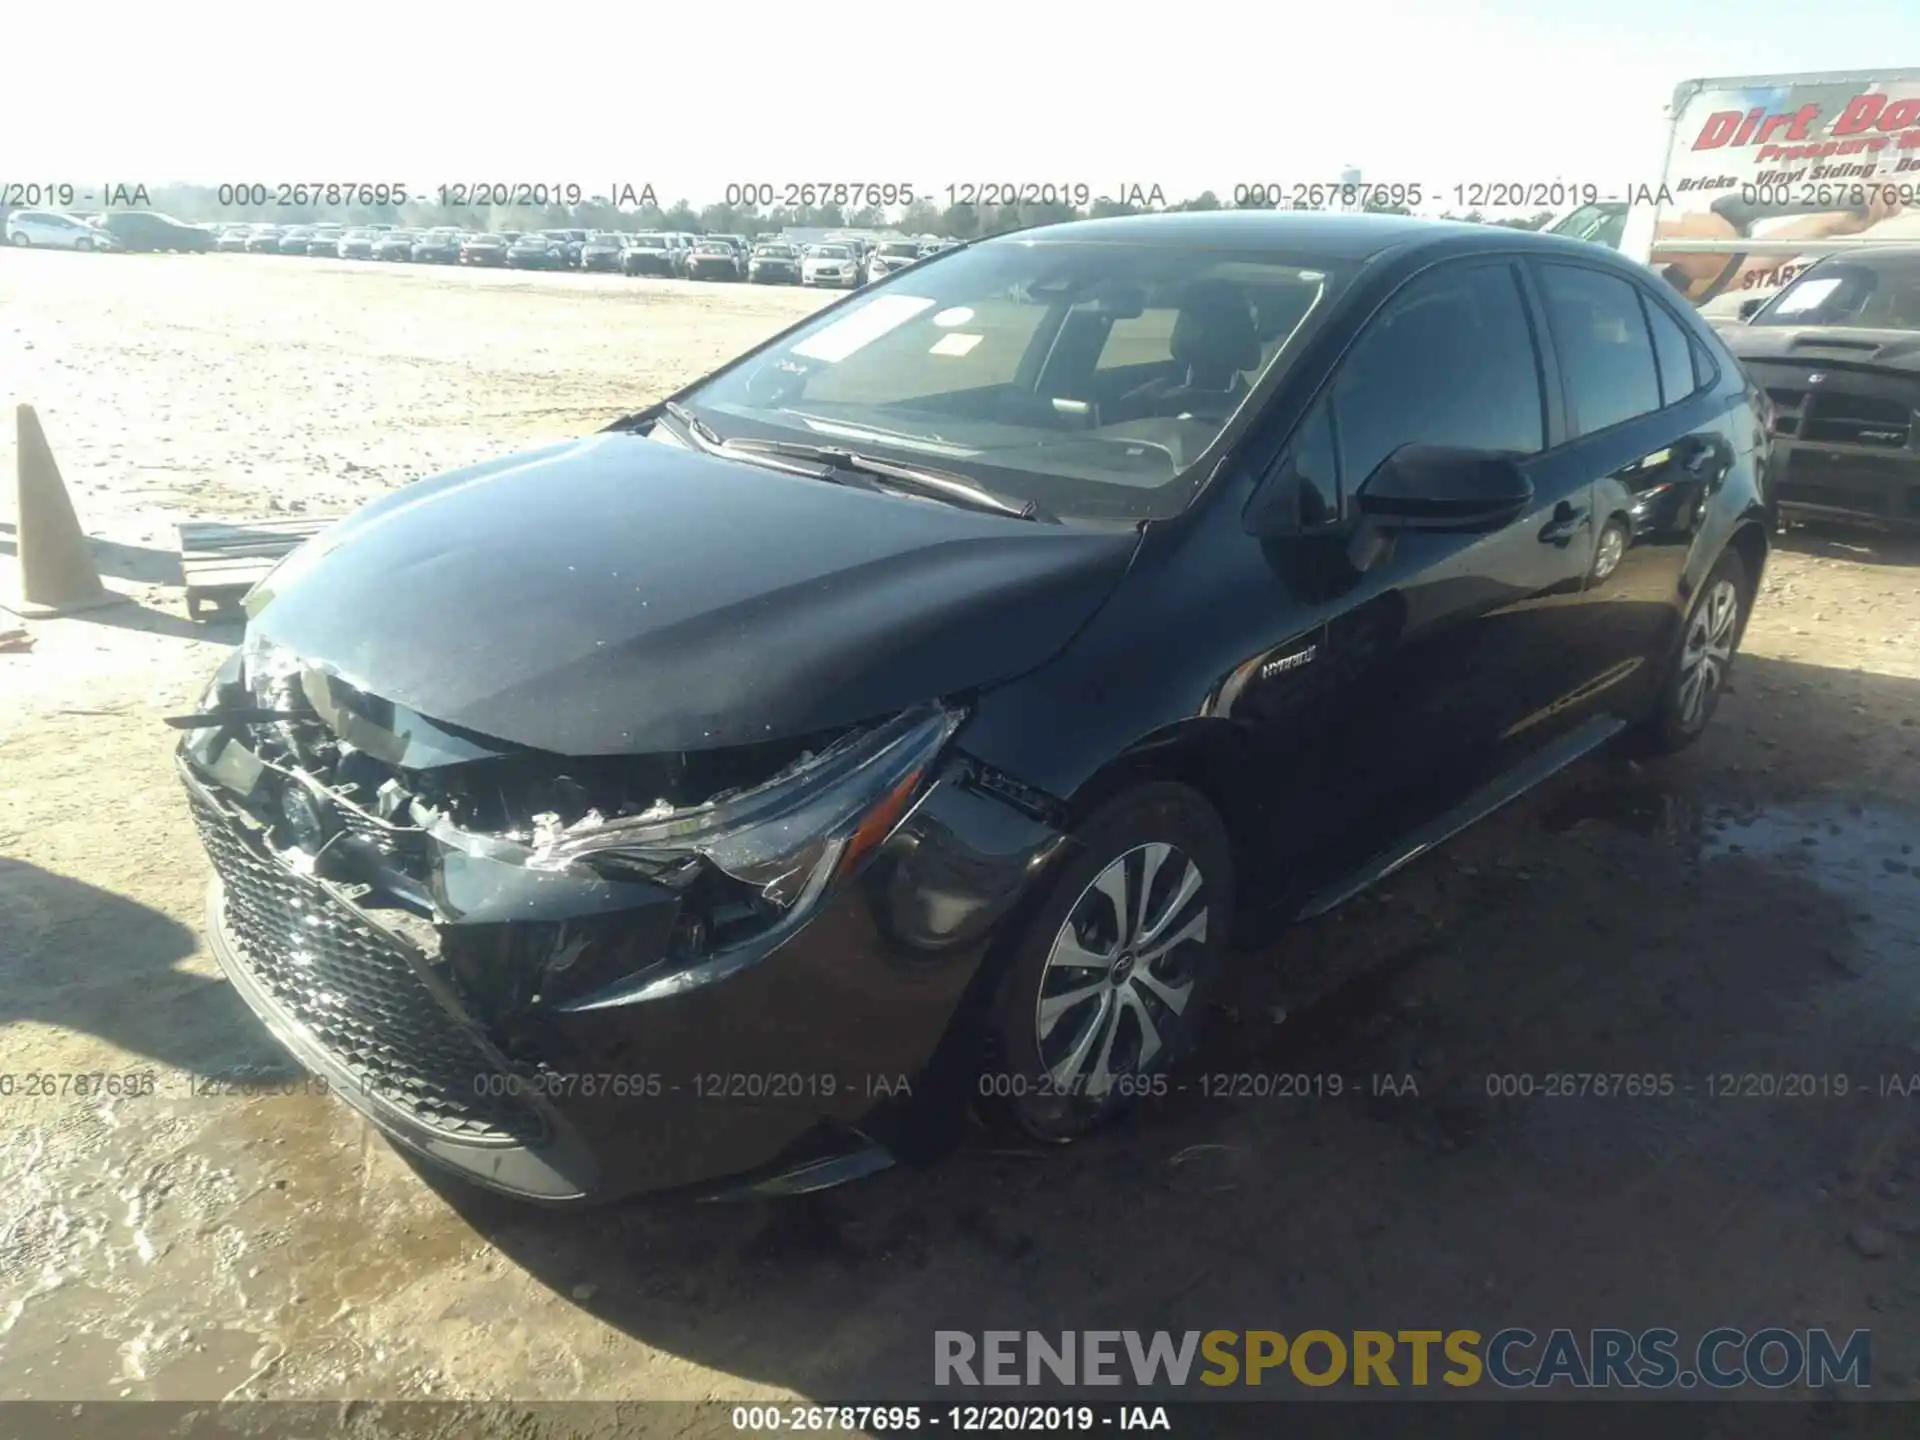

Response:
(1538, 501), (1589, 546)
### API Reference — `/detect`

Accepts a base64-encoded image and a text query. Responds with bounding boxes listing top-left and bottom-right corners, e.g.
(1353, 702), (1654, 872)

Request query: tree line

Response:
(136, 183), (1562, 238)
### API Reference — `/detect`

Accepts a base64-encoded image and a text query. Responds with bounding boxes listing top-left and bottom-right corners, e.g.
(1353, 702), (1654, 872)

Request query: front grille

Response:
(1801, 390), (1914, 448)
(187, 779), (546, 1145)
(334, 802), (431, 870)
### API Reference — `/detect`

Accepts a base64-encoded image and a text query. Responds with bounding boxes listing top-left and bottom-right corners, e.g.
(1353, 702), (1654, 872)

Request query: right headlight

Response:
(532, 702), (965, 915)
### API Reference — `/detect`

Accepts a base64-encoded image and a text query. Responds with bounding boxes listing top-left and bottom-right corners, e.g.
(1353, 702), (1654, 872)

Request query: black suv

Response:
(176, 212), (1770, 1205)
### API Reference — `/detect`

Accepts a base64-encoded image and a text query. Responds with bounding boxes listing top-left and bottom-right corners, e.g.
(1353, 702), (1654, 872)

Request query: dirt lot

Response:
(5, 249), (1920, 1417)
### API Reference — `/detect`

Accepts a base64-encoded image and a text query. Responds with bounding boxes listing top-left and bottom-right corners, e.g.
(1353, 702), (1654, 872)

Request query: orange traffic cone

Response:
(4, 404), (124, 618)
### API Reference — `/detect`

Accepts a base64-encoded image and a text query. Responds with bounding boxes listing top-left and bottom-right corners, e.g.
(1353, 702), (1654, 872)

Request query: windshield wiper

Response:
(663, 400), (724, 447)
(717, 439), (1050, 521)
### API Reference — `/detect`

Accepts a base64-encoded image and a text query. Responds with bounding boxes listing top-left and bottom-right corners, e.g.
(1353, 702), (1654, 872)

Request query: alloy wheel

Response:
(1593, 521), (1627, 582)
(1676, 577), (1740, 729)
(1034, 842), (1209, 1098)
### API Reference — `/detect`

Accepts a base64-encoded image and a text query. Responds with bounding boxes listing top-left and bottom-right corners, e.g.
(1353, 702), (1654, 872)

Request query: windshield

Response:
(1547, 202), (1629, 250)
(879, 242), (919, 257)
(1752, 253), (1920, 331)
(814, 245), (852, 259)
(680, 237), (1349, 521)
(633, 236), (668, 249)
(758, 246), (796, 257)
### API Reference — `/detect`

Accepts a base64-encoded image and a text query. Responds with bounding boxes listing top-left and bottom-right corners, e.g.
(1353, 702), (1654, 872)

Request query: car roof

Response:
(989, 209), (1560, 261)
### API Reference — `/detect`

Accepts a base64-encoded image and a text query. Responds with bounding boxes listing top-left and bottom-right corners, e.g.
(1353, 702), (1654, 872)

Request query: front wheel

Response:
(983, 783), (1234, 1142)
(1631, 547), (1751, 754)
(75, 236), (93, 251)
(1591, 517), (1629, 583)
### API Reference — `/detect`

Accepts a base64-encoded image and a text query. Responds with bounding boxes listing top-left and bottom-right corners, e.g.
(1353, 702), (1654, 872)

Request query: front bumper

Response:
(179, 731), (1060, 1203)
(1771, 442), (1920, 529)
(1750, 363), (1920, 529)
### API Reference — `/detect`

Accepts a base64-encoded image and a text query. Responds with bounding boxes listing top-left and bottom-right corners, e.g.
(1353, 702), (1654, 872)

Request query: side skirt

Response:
(1292, 714), (1626, 921)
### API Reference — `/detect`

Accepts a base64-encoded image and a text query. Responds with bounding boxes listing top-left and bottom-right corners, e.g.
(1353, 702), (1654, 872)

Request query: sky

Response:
(8, 0), (1920, 212)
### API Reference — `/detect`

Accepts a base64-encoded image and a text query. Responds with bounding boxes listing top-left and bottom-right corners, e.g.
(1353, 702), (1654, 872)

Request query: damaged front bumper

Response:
(175, 652), (1065, 1203)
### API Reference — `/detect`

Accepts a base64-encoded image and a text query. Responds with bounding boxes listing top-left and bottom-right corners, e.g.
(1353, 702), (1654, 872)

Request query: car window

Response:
(1537, 263), (1661, 436)
(1266, 397), (1342, 531)
(1332, 262), (1546, 489)
(1641, 293), (1699, 408)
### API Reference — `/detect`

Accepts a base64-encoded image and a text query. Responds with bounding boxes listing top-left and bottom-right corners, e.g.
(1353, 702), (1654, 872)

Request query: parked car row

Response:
(3, 207), (964, 287)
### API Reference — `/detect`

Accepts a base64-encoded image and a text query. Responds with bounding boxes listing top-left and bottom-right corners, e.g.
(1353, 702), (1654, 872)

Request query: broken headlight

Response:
(534, 703), (964, 916)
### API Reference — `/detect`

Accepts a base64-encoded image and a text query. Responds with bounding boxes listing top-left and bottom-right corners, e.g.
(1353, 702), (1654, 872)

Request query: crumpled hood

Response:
(245, 432), (1139, 755)
(1725, 325), (1920, 376)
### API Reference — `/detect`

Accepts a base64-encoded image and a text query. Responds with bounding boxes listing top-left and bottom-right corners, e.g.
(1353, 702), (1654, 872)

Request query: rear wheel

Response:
(1632, 547), (1750, 754)
(75, 236), (93, 251)
(983, 783), (1234, 1142)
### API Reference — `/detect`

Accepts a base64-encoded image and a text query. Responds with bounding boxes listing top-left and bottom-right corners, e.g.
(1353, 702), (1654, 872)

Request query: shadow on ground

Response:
(1774, 519), (1920, 568)
(0, 858), (280, 1078)
(378, 654), (1920, 1400)
(0, 522), (186, 585)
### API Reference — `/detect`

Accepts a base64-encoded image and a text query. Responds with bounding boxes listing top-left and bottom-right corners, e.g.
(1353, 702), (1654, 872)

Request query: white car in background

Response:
(801, 242), (861, 288)
(864, 239), (923, 283)
(5, 209), (120, 251)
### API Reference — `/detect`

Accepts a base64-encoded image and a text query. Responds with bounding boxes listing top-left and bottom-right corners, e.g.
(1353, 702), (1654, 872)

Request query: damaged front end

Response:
(175, 635), (969, 1199)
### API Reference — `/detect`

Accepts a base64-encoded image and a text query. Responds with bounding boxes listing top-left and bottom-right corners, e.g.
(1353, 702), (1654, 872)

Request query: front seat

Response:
(1118, 280), (1262, 422)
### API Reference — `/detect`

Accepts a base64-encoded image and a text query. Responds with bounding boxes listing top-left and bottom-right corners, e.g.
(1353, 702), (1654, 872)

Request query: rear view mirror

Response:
(1355, 446), (1533, 533)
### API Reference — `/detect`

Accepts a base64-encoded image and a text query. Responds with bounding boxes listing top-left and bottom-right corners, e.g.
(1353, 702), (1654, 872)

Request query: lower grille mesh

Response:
(187, 780), (546, 1145)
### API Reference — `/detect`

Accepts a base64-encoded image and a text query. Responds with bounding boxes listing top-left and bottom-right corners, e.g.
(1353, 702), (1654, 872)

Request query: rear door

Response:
(1531, 259), (1734, 709)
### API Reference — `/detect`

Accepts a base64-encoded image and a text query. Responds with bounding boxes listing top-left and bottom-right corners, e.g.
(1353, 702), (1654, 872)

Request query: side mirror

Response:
(1737, 296), (1766, 322)
(1354, 446), (1534, 533)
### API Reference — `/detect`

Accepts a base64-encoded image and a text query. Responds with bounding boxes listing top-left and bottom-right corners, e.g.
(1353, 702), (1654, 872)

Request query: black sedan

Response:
(462, 233), (509, 267)
(276, 227), (315, 255)
(1723, 246), (1920, 532)
(94, 211), (215, 253)
(685, 240), (743, 281)
(374, 230), (418, 261)
(244, 226), (285, 254)
(412, 231), (464, 264)
(174, 212), (1770, 1204)
(507, 234), (568, 270)
(622, 234), (678, 277)
(578, 233), (628, 272)
(747, 243), (802, 284)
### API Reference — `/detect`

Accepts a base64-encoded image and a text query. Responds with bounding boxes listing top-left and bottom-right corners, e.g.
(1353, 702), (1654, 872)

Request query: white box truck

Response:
(1548, 69), (1920, 317)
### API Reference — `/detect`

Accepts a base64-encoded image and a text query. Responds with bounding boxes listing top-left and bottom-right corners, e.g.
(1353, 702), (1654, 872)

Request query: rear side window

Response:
(1641, 294), (1699, 407)
(1538, 263), (1661, 435)
(1332, 262), (1546, 488)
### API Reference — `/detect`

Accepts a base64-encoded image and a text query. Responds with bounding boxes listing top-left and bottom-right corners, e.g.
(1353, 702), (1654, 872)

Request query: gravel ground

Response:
(4, 248), (1920, 1419)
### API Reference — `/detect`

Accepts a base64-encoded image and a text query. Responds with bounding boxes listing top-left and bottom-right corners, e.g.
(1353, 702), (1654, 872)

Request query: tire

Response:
(1632, 546), (1751, 755)
(10, 232), (28, 247)
(982, 782), (1234, 1142)
(1591, 517), (1629, 584)
(75, 236), (93, 252)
